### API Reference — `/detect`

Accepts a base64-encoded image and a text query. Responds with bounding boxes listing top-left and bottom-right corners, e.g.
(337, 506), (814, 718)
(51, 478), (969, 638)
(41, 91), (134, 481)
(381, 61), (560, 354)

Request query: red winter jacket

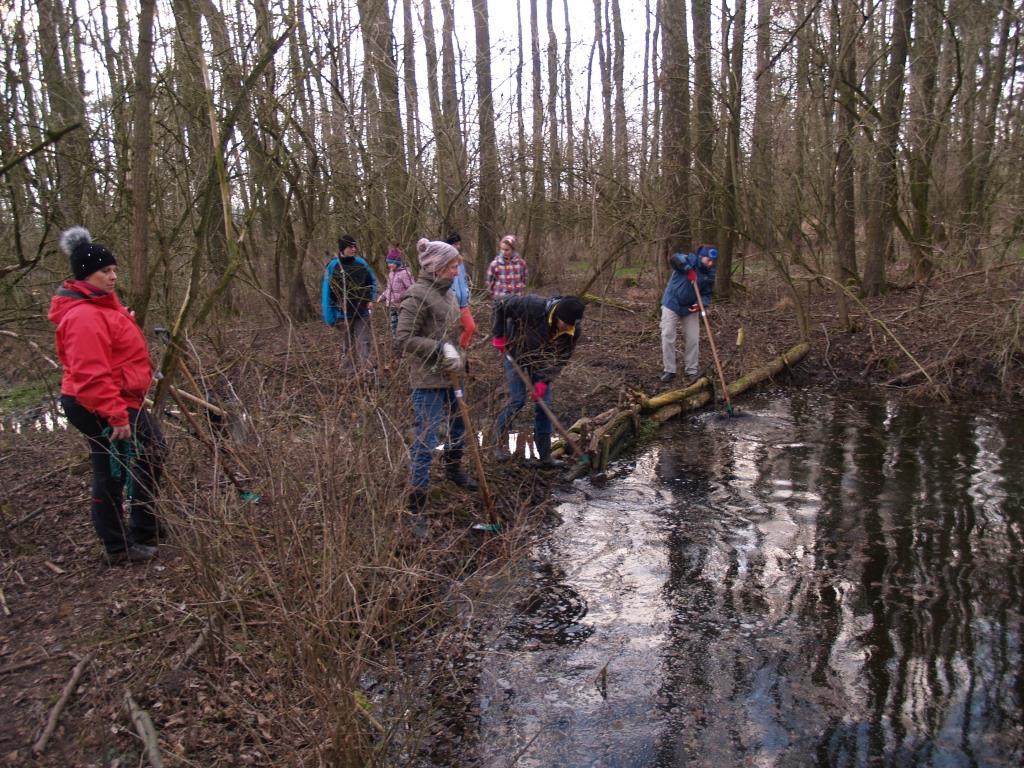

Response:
(48, 280), (153, 427)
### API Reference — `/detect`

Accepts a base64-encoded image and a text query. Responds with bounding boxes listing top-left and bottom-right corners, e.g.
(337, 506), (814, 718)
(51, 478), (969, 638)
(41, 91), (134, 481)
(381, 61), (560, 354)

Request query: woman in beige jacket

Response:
(395, 238), (479, 515)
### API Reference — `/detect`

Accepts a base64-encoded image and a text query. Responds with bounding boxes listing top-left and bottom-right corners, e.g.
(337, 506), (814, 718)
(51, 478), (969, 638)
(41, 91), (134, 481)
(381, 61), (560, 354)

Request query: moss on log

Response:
(555, 341), (810, 477)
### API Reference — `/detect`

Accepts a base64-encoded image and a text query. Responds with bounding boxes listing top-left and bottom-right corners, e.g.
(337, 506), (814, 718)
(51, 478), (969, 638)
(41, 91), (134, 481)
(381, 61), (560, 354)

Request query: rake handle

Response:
(690, 279), (732, 411)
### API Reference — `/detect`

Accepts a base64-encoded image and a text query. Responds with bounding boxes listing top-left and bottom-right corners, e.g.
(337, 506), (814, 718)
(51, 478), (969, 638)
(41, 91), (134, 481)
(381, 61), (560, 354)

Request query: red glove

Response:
(687, 269), (698, 283)
(531, 380), (548, 401)
(459, 307), (477, 349)
(689, 304), (699, 313)
(492, 336), (507, 351)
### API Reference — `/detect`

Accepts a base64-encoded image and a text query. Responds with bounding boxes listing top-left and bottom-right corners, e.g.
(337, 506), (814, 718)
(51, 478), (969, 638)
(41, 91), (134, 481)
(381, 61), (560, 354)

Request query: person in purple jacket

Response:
(377, 244), (415, 336)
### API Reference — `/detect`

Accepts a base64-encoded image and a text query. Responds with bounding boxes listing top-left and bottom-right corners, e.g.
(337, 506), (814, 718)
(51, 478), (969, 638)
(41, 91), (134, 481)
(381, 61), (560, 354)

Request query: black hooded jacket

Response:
(492, 295), (581, 384)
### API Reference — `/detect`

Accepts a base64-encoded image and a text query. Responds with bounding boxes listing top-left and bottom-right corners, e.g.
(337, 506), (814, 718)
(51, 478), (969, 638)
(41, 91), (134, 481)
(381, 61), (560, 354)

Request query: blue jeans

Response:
(410, 388), (465, 488)
(494, 358), (553, 443)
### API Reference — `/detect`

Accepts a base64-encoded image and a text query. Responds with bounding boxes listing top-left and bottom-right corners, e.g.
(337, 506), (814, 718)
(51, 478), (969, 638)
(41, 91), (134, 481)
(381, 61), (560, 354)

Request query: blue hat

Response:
(697, 244), (718, 260)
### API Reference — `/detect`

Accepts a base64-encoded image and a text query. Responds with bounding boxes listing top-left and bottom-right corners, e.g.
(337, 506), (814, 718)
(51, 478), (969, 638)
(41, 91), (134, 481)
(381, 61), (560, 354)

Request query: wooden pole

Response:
(690, 277), (734, 415)
(448, 373), (497, 525)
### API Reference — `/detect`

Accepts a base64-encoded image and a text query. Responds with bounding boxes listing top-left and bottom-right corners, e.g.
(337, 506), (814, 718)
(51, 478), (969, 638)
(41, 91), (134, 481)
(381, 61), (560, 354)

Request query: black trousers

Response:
(61, 395), (166, 553)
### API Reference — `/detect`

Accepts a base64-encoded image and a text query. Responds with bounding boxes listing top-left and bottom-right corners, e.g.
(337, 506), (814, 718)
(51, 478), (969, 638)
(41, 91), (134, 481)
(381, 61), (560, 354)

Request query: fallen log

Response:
(559, 342), (810, 478)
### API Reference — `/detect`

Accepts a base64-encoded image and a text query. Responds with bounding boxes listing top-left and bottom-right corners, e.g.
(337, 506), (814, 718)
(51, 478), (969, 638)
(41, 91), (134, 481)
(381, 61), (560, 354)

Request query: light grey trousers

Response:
(338, 314), (372, 371)
(660, 305), (700, 377)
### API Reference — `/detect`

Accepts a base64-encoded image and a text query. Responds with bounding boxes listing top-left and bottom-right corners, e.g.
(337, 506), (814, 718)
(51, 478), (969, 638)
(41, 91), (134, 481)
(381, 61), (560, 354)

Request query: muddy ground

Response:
(1, 266), (1020, 766)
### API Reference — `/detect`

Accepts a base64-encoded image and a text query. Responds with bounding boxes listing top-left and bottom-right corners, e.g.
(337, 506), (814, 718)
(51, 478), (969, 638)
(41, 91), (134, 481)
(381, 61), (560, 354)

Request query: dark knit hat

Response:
(59, 227), (116, 280)
(552, 296), (585, 327)
(338, 234), (357, 251)
(445, 231), (462, 245)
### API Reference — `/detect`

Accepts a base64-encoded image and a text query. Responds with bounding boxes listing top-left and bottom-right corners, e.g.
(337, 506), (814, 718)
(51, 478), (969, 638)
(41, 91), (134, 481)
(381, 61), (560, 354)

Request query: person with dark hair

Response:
(659, 244), (718, 385)
(445, 232), (477, 348)
(491, 294), (585, 468)
(49, 227), (166, 565)
(321, 234), (379, 370)
(395, 238), (480, 517)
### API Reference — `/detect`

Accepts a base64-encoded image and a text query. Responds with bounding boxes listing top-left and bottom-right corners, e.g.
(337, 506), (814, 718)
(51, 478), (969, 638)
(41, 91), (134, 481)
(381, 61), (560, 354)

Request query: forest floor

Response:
(1, 264), (1020, 767)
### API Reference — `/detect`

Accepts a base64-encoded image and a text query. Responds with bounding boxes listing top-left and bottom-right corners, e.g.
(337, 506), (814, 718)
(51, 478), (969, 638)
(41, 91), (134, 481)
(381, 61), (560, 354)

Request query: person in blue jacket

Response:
(445, 232), (477, 349)
(321, 234), (378, 371)
(660, 244), (718, 384)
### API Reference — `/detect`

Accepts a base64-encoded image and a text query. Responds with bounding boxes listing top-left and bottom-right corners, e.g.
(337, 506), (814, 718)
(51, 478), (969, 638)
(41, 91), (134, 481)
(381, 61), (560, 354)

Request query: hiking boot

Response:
(443, 450), (480, 490)
(131, 524), (170, 547)
(445, 466), (479, 490)
(659, 371), (676, 384)
(104, 542), (158, 566)
(407, 488), (428, 514)
(527, 455), (566, 470)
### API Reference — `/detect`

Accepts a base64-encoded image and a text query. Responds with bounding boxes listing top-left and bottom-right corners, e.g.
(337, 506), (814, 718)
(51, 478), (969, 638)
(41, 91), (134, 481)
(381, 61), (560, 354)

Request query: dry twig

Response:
(32, 651), (94, 754)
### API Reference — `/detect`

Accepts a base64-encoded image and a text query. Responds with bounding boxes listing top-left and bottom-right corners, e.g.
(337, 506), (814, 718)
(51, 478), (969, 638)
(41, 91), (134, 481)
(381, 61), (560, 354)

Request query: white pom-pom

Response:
(59, 226), (92, 256)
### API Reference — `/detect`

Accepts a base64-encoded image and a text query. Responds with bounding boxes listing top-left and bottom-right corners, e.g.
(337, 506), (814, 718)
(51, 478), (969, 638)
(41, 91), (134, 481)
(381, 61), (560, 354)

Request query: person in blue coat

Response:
(659, 244), (718, 384)
(321, 234), (378, 372)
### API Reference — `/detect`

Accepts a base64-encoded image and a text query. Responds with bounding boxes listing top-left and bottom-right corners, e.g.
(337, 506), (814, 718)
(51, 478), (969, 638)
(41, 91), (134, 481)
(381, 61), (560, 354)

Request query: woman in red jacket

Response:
(49, 227), (165, 565)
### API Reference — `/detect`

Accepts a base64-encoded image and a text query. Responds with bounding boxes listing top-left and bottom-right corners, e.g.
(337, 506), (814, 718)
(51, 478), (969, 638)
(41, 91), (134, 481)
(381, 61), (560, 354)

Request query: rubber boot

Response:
(492, 429), (512, 463)
(532, 433), (565, 469)
(444, 449), (479, 490)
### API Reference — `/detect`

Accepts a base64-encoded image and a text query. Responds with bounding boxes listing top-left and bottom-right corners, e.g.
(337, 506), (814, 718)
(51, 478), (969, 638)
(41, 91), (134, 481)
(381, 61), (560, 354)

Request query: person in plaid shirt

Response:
(486, 234), (528, 299)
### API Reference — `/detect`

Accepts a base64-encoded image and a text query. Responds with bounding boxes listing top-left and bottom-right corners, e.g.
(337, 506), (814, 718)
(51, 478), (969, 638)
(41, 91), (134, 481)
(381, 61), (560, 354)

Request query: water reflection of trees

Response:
(652, 396), (1023, 766)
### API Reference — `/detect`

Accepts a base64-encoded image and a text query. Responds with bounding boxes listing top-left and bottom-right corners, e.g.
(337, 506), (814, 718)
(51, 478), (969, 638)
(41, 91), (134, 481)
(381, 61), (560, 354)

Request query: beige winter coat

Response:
(394, 275), (461, 389)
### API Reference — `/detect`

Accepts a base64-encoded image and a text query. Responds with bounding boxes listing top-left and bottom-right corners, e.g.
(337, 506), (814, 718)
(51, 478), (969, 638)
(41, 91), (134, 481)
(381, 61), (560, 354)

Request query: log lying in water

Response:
(556, 341), (810, 477)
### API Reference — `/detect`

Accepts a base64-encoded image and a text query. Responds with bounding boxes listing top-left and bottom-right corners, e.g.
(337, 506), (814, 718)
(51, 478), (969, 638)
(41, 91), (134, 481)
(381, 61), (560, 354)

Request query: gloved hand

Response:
(492, 336), (507, 352)
(531, 380), (548, 401)
(689, 304), (699, 313)
(687, 269), (697, 283)
(459, 307), (477, 349)
(441, 342), (463, 372)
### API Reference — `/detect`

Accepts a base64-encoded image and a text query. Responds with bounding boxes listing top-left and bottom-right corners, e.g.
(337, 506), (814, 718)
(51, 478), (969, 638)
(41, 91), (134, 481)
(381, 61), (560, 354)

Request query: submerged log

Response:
(556, 342), (810, 477)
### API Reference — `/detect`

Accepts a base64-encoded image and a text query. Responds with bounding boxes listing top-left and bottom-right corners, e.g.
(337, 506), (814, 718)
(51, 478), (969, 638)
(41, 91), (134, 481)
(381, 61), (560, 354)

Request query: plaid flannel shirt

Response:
(486, 253), (528, 299)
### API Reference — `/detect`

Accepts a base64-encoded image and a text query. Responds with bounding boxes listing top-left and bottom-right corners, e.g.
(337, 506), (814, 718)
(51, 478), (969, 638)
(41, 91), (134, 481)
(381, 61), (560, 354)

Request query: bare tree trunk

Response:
(717, 0), (745, 301)
(611, 0), (628, 188)
(172, 0), (232, 310)
(440, 0), (467, 235)
(359, 0), (410, 247)
(37, 0), (87, 225)
(546, 0), (562, 214)
(962, 0), (1012, 267)
(863, 0), (913, 296)
(402, 0), (421, 184)
(473, 0), (500, 284)
(905, 0), (944, 280)
(691, 0), (715, 244)
(561, 0), (576, 201)
(127, 0), (156, 324)
(832, 0), (859, 327)
(524, 0), (545, 273)
(659, 0), (692, 252)
(515, 0), (528, 204)
(750, 0), (774, 253)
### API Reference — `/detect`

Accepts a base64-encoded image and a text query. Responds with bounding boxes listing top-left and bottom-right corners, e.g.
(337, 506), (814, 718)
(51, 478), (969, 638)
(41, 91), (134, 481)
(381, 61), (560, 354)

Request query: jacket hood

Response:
(48, 280), (120, 325)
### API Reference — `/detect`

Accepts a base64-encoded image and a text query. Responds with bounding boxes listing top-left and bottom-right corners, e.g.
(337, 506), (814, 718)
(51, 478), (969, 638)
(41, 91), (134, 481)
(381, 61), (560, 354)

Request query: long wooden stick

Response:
(32, 652), (94, 754)
(503, 353), (584, 458)
(690, 278), (734, 415)
(448, 373), (497, 525)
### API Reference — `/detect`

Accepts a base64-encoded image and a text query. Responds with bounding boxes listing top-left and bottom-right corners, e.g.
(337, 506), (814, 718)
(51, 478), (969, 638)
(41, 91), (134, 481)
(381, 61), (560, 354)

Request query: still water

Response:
(476, 389), (1023, 767)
